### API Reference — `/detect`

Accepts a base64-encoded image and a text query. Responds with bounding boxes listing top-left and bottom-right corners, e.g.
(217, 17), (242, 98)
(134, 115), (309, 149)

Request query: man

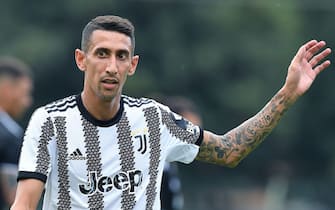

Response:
(11, 15), (331, 210)
(0, 57), (33, 209)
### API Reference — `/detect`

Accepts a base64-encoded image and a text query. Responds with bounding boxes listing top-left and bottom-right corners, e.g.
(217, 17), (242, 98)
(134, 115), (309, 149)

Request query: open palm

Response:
(285, 40), (331, 97)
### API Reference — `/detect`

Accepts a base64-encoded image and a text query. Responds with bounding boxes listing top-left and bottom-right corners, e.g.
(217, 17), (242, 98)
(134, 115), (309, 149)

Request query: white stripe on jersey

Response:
(18, 94), (202, 210)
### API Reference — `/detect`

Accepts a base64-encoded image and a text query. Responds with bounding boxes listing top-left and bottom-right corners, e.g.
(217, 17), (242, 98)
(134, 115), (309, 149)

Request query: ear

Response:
(75, 49), (86, 72)
(128, 55), (139, 76)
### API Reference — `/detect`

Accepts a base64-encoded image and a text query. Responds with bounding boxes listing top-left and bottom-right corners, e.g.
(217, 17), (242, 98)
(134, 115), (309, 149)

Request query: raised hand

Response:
(284, 40), (331, 98)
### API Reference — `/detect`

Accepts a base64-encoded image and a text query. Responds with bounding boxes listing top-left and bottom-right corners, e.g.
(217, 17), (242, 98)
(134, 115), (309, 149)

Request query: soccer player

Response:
(0, 57), (33, 209)
(11, 15), (331, 210)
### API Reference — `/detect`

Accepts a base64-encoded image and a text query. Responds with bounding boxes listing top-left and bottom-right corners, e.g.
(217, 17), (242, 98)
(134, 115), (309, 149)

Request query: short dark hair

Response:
(0, 57), (31, 80)
(81, 15), (136, 53)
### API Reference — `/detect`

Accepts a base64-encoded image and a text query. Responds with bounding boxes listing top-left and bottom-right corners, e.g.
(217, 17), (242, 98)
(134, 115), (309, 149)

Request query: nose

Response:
(105, 56), (117, 74)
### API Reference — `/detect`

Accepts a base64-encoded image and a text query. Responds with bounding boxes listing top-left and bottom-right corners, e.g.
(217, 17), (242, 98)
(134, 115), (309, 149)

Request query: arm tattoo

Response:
(197, 91), (292, 167)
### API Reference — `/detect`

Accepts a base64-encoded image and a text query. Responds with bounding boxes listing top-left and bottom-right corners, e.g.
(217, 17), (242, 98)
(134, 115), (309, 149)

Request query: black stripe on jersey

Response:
(116, 112), (137, 209)
(45, 95), (77, 113)
(35, 117), (54, 176)
(55, 116), (72, 209)
(81, 117), (104, 209)
(122, 95), (152, 107)
(160, 108), (203, 145)
(82, 117), (104, 209)
(17, 117), (54, 183)
(143, 106), (161, 210)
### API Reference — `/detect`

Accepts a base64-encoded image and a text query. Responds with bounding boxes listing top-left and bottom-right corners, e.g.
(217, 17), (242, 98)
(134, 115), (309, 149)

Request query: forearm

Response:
(10, 179), (44, 210)
(197, 87), (297, 167)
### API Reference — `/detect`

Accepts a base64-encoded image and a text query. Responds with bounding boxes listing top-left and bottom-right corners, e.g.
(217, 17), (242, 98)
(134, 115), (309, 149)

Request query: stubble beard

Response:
(98, 86), (120, 103)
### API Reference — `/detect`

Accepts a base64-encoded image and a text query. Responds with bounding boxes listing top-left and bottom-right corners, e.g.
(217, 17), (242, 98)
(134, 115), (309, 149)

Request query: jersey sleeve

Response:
(17, 107), (55, 183)
(159, 104), (203, 164)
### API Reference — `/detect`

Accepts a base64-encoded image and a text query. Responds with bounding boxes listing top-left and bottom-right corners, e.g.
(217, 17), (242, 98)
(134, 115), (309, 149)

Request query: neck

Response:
(81, 92), (121, 121)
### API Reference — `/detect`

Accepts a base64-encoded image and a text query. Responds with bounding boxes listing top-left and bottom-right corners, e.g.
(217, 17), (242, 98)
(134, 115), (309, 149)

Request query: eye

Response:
(117, 51), (129, 60)
(96, 49), (109, 58)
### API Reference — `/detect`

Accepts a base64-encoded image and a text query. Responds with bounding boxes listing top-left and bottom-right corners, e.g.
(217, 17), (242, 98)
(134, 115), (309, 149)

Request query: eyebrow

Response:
(95, 47), (110, 53)
(94, 47), (130, 55)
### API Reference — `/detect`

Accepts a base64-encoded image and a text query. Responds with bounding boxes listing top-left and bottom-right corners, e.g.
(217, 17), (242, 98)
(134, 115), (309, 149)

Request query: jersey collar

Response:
(75, 94), (124, 127)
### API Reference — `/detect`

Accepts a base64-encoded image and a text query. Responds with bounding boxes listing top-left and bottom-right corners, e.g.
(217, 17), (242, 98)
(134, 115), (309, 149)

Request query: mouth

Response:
(102, 77), (118, 84)
(101, 77), (118, 89)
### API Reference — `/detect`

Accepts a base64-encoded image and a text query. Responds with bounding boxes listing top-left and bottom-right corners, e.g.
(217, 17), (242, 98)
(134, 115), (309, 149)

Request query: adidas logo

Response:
(68, 148), (86, 160)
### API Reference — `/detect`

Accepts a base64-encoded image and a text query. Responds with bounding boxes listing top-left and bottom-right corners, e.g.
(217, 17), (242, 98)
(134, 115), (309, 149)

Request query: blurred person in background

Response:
(10, 15), (331, 210)
(157, 95), (202, 210)
(0, 57), (33, 210)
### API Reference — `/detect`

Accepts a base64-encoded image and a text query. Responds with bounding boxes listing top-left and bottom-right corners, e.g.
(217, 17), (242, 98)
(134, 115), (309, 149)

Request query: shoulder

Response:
(122, 95), (173, 114)
(0, 122), (16, 147)
(28, 95), (78, 124)
(44, 95), (77, 113)
(122, 95), (158, 108)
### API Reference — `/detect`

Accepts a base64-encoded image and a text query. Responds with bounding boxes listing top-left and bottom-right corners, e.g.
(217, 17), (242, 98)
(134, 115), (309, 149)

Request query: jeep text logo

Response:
(79, 170), (143, 195)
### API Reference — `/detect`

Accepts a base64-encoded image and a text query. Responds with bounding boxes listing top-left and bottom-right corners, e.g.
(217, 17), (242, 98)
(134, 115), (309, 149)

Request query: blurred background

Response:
(1, 0), (335, 209)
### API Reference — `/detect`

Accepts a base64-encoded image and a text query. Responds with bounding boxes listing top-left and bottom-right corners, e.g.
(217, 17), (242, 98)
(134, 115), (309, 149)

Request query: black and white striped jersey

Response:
(18, 94), (203, 210)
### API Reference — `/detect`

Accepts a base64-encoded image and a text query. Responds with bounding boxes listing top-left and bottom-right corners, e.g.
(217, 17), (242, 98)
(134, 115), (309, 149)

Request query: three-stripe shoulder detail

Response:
(45, 95), (77, 113)
(122, 96), (153, 108)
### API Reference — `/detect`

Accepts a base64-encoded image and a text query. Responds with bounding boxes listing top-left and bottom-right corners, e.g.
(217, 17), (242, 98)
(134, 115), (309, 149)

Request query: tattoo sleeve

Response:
(196, 90), (294, 167)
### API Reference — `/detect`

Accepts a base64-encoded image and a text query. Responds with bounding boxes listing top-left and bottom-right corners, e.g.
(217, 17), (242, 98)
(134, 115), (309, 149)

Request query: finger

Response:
(306, 41), (327, 61)
(313, 60), (331, 76)
(304, 40), (319, 51)
(309, 48), (332, 67)
(295, 40), (318, 62)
